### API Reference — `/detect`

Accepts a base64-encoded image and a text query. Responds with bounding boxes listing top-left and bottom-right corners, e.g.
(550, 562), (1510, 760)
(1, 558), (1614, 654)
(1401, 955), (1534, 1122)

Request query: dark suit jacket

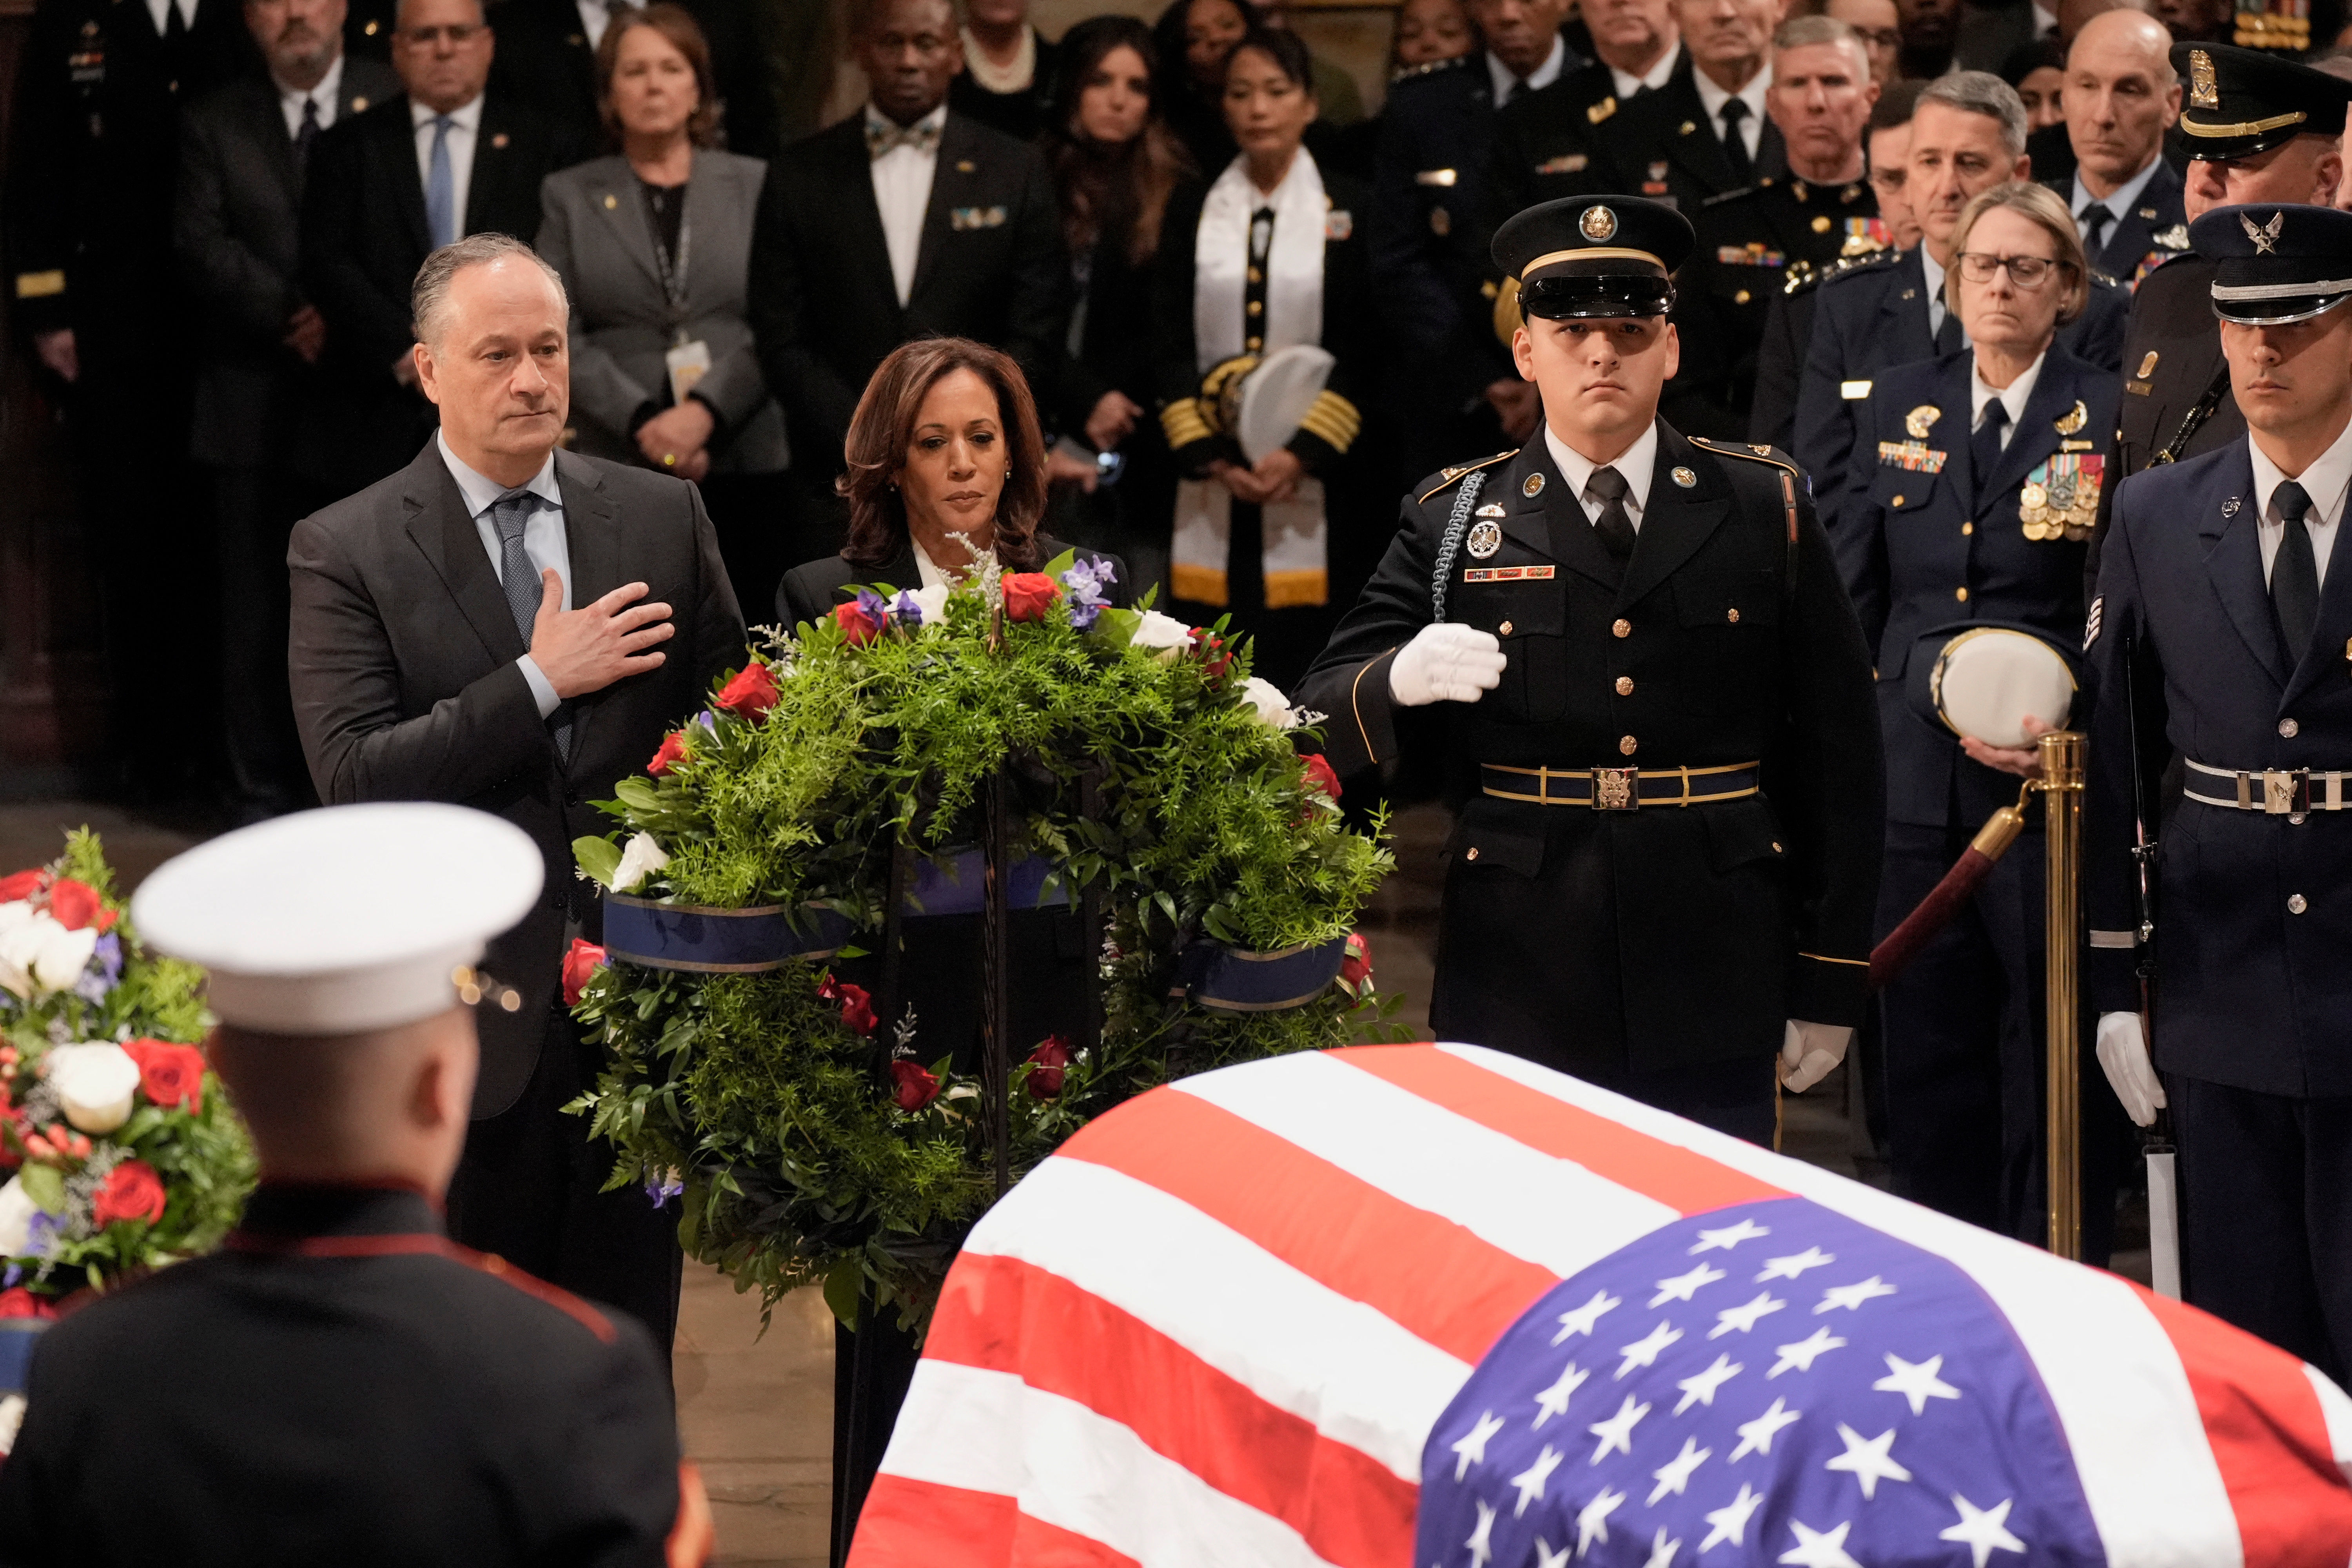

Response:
(299, 93), (591, 491)
(288, 440), (747, 1116)
(176, 56), (402, 465)
(2042, 157), (2188, 287)
(487, 0), (780, 159)
(1368, 56), (1508, 417)
(946, 31), (1059, 143)
(776, 533), (1130, 625)
(746, 109), (1067, 470)
(1587, 56), (1786, 217)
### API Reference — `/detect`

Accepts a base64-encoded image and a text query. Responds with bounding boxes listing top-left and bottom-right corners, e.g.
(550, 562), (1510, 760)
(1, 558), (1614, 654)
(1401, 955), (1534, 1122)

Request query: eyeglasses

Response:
(398, 22), (486, 44)
(1955, 251), (2071, 288)
(1853, 26), (1902, 47)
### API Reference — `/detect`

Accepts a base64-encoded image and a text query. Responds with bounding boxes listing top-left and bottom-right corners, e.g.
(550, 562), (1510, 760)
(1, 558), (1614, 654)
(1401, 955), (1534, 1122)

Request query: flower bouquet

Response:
(568, 549), (1401, 1328)
(0, 832), (256, 1312)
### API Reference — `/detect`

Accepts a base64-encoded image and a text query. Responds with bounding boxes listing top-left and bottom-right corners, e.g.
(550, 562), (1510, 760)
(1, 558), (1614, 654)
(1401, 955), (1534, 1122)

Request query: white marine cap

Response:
(131, 803), (543, 1035)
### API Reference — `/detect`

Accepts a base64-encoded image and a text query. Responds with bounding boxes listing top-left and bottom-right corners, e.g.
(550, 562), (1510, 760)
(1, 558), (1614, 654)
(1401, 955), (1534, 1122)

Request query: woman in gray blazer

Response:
(536, 3), (788, 613)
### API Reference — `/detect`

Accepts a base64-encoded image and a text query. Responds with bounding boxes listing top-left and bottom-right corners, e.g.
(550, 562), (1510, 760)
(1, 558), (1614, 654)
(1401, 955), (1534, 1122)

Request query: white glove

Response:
(1779, 1019), (1853, 1093)
(2096, 1010), (2166, 1127)
(1388, 623), (1507, 707)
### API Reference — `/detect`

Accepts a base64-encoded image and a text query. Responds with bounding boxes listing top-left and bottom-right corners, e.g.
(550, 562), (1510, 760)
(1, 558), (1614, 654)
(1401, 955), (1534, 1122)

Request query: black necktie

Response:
(1718, 97), (1753, 184)
(163, 0), (186, 39)
(1586, 465), (1638, 564)
(2080, 203), (2114, 261)
(492, 492), (574, 762)
(1935, 304), (1964, 356)
(1503, 75), (1527, 105)
(2273, 480), (2320, 657)
(1971, 397), (2009, 507)
(296, 96), (320, 173)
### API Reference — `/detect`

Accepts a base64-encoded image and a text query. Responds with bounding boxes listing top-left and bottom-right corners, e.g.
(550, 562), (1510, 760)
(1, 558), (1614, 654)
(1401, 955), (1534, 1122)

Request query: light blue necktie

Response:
(491, 492), (573, 761)
(425, 115), (457, 249)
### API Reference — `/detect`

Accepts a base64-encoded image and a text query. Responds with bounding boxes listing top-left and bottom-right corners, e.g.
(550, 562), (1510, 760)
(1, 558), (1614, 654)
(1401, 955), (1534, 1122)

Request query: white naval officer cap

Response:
(130, 804), (543, 1035)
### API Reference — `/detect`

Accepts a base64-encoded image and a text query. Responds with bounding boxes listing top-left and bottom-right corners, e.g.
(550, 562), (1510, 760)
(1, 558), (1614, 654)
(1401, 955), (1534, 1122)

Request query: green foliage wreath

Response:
(568, 554), (1400, 1327)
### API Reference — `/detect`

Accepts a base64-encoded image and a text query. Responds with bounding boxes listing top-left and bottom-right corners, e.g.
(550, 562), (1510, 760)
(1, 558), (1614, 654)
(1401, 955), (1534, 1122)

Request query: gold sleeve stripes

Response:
(1297, 390), (1362, 454)
(1160, 397), (1213, 449)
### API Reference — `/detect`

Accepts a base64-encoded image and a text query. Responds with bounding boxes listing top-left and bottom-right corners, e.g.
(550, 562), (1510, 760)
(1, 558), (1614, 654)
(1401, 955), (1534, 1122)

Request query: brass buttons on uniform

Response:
(1247, 300), (1263, 316)
(1466, 847), (1481, 862)
(1612, 617), (1632, 638)
(1500, 620), (1514, 636)
(1726, 608), (1741, 624)
(1811, 215), (1832, 233)
(1961, 522), (1973, 535)
(2289, 893), (2308, 914)
(1771, 841), (1784, 853)
(1616, 676), (1635, 695)
(1891, 494), (1905, 507)
(2280, 718), (2300, 738)
(1248, 267), (1263, 283)
(1619, 735), (1639, 755)
(1955, 587), (1970, 602)
(1734, 289), (1751, 305)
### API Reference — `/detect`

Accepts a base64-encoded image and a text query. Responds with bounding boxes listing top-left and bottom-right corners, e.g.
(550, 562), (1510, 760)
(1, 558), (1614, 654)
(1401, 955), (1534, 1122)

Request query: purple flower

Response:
(72, 932), (122, 1004)
(893, 590), (925, 626)
(1060, 560), (1111, 631)
(644, 1170), (685, 1207)
(854, 588), (890, 627)
(23, 1213), (58, 1260)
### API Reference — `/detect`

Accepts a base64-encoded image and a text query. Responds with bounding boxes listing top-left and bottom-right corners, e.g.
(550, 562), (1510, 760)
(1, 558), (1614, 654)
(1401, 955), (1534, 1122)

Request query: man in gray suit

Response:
(288, 231), (746, 1349)
(178, 0), (399, 822)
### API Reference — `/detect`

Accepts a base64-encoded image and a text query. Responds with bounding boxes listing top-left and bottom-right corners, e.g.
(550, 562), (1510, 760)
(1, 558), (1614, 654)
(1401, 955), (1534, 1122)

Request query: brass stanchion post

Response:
(2040, 729), (2086, 1260)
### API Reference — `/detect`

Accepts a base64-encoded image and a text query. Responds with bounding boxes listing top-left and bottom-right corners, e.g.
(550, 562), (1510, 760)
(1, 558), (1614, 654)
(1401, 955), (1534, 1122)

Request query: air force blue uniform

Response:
(1840, 346), (2120, 1245)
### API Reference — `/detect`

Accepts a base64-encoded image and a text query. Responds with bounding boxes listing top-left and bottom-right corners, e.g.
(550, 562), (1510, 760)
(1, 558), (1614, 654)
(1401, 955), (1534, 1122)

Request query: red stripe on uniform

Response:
(924, 1252), (1417, 1568)
(2137, 1286), (2352, 1565)
(1332, 1046), (1788, 1216)
(1054, 1089), (1559, 1363)
(849, 1476), (1141, 1568)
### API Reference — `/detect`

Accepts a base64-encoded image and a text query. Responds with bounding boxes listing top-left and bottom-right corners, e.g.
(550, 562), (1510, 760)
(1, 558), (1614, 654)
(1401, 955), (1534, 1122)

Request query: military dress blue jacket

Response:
(1837, 345), (2116, 830)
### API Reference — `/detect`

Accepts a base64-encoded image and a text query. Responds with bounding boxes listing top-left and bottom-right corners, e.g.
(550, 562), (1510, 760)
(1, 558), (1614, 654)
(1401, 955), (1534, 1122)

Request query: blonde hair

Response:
(1945, 180), (2089, 328)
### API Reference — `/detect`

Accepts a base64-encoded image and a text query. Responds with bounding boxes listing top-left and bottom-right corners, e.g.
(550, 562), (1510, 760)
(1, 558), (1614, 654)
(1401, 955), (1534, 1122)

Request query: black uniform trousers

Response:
(445, 1005), (685, 1355)
(2172, 1073), (2352, 1383)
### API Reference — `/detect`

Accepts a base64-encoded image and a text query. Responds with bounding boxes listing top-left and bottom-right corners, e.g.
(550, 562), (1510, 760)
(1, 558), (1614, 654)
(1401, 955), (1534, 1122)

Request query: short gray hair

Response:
(1917, 69), (2028, 158)
(1774, 14), (1867, 64)
(410, 232), (569, 346)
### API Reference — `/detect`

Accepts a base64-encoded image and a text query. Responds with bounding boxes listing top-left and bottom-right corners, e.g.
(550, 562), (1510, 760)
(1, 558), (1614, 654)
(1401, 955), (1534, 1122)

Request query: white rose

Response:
(1241, 676), (1295, 728)
(0, 1177), (38, 1258)
(44, 1042), (141, 1135)
(1129, 610), (1195, 658)
(906, 584), (952, 628)
(612, 832), (671, 894)
(0, 910), (96, 1002)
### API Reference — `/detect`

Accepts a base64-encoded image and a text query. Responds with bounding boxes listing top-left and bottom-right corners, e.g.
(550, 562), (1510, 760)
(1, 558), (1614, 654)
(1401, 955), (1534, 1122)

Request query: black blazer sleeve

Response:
(746, 143), (863, 461)
(175, 94), (300, 347)
(301, 117), (414, 382)
(999, 142), (1074, 411)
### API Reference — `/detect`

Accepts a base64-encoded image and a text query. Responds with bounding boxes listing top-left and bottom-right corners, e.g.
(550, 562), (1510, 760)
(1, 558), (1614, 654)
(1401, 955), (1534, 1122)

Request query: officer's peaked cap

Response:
(2172, 43), (2352, 160)
(2192, 203), (2352, 325)
(1494, 196), (1693, 321)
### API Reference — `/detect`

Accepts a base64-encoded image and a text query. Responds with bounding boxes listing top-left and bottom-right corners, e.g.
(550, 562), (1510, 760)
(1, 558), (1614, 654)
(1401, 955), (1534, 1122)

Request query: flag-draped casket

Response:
(847, 1044), (2352, 1566)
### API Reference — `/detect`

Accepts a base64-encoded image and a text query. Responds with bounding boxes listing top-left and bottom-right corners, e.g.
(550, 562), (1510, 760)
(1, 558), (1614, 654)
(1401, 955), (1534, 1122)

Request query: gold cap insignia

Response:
(1671, 466), (1697, 488)
(2138, 350), (2160, 378)
(1524, 472), (1546, 497)
(2241, 210), (2284, 254)
(1905, 405), (1941, 438)
(2190, 49), (2218, 109)
(1580, 205), (1618, 242)
(2054, 399), (2089, 435)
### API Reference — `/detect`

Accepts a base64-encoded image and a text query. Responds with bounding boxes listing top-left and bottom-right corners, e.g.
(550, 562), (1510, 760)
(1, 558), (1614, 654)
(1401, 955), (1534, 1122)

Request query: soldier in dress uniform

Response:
(2084, 204), (2352, 1382)
(1669, 16), (1882, 439)
(2097, 45), (2351, 585)
(1483, 0), (1680, 220)
(1292, 195), (1884, 1142)
(0, 803), (708, 1563)
(2044, 12), (2188, 292)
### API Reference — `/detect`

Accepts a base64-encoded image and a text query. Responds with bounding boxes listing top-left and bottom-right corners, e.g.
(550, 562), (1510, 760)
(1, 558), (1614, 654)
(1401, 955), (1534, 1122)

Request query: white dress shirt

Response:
(2248, 415), (2352, 591)
(1608, 41), (1681, 100)
(275, 54), (346, 138)
(1969, 349), (2045, 452)
(412, 94), (485, 239)
(1922, 247), (1964, 345)
(440, 432), (570, 717)
(911, 534), (995, 588)
(1486, 36), (1568, 104)
(2070, 154), (2162, 233)
(577, 0), (612, 49)
(1547, 420), (1661, 534)
(145, 0), (197, 36)
(869, 102), (946, 309)
(1691, 63), (1771, 165)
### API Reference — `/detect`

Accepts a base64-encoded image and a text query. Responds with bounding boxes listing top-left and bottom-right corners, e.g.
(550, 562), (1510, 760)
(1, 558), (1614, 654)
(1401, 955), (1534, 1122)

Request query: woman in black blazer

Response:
(1151, 27), (1377, 691)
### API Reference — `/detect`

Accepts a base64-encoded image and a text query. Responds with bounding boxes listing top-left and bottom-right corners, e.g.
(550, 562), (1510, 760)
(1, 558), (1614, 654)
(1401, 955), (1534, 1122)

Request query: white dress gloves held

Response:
(2096, 1010), (2166, 1127)
(1779, 1020), (1853, 1094)
(1388, 623), (1507, 707)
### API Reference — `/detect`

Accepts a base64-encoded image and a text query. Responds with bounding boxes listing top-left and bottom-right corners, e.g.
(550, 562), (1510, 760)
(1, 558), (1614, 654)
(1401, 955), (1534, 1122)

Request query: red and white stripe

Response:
(848, 1044), (2352, 1568)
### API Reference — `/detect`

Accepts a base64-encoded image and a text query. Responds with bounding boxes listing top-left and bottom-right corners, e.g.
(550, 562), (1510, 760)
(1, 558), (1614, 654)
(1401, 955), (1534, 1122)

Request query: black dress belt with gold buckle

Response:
(1479, 761), (1763, 810)
(2184, 759), (2352, 815)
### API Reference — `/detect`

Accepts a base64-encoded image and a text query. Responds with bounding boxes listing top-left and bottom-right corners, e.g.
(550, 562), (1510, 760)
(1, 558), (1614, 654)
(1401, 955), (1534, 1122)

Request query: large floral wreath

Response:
(568, 550), (1399, 1327)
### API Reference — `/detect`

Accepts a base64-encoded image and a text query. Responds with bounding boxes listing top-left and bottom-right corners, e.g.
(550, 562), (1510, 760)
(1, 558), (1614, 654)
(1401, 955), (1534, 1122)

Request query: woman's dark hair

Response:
(597, 4), (723, 147)
(840, 338), (1051, 571)
(1152, 0), (1250, 91)
(1042, 15), (1196, 264)
(1225, 25), (1315, 94)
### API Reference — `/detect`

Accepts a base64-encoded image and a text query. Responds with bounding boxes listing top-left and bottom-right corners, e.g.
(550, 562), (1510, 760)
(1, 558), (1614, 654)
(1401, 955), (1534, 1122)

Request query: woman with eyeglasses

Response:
(1834, 180), (2124, 1253)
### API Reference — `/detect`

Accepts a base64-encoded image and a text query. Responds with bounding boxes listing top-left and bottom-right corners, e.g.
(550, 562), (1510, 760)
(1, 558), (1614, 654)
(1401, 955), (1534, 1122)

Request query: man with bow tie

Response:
(746, 0), (1066, 570)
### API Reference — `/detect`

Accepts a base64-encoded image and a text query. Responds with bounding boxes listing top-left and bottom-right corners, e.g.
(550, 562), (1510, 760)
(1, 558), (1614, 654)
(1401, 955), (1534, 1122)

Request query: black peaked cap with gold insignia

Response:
(2191, 202), (2352, 325)
(1493, 196), (1695, 321)
(2173, 42), (2352, 161)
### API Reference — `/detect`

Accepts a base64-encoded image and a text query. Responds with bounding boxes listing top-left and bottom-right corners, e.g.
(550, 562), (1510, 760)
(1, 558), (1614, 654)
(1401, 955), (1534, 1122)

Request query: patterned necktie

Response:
(1586, 465), (1638, 564)
(2272, 480), (2320, 657)
(1718, 97), (1753, 185)
(866, 117), (943, 159)
(491, 492), (573, 761)
(2079, 203), (2114, 261)
(425, 115), (457, 249)
(296, 96), (320, 175)
(1971, 397), (2009, 509)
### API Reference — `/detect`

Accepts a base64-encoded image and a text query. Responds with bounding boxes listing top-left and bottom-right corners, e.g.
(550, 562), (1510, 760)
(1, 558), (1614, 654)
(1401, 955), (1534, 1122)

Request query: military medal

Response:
(1905, 405), (1942, 439)
(1466, 520), (1504, 558)
(1878, 440), (1946, 472)
(2019, 453), (2103, 541)
(2054, 400), (2089, 436)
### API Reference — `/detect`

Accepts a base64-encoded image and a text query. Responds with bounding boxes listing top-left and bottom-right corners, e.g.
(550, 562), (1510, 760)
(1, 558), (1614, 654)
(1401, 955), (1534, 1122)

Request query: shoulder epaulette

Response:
(1700, 183), (1760, 209)
(1417, 450), (1517, 504)
(1388, 53), (1473, 86)
(1688, 436), (1801, 479)
(1807, 248), (1900, 294)
(1587, 95), (1618, 124)
(2091, 269), (2122, 290)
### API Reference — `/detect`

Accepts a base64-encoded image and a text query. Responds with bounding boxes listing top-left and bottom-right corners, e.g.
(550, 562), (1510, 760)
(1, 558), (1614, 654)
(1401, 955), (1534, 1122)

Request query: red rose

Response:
(0, 870), (47, 905)
(1301, 754), (1343, 800)
(1340, 931), (1373, 990)
(92, 1160), (167, 1229)
(714, 661), (781, 722)
(648, 731), (688, 777)
(0, 1289), (55, 1321)
(1024, 1035), (1073, 1100)
(889, 1060), (940, 1112)
(561, 938), (608, 1007)
(833, 601), (884, 647)
(1191, 630), (1234, 681)
(122, 1038), (206, 1113)
(45, 878), (109, 931)
(820, 976), (878, 1036)
(1002, 573), (1062, 623)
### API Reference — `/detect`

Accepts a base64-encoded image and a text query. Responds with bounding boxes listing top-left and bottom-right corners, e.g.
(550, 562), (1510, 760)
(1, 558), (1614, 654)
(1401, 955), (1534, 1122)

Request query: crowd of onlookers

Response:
(10, 0), (2352, 821)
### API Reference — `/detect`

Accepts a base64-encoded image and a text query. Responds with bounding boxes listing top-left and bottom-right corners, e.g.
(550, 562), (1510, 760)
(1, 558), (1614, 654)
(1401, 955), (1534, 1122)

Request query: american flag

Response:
(846, 1044), (2352, 1567)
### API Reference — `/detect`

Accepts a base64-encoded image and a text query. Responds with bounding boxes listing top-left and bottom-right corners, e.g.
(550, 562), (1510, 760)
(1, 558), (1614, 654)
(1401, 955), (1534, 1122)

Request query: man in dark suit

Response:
(178, 0), (400, 823)
(1586, 0), (1788, 216)
(300, 0), (589, 494)
(2047, 10), (2187, 289)
(487, 0), (779, 157)
(746, 0), (1065, 563)
(287, 232), (747, 1348)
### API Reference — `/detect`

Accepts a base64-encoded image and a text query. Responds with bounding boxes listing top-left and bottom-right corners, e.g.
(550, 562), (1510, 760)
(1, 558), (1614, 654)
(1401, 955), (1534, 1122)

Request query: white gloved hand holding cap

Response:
(1389, 623), (1508, 707)
(2096, 1010), (2165, 1127)
(1779, 1019), (1852, 1093)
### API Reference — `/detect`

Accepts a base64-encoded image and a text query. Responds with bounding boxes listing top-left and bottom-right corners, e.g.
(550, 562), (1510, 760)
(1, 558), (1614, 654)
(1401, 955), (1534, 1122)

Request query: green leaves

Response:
(573, 835), (623, 889)
(18, 1164), (63, 1213)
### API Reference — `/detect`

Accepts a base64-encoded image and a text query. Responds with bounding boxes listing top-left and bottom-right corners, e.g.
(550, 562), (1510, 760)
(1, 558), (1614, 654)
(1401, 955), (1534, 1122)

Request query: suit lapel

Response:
(2200, 445), (2288, 688)
(402, 445), (528, 666)
(1926, 353), (1976, 515)
(1976, 353), (2083, 518)
(466, 100), (515, 232)
(594, 161), (666, 295)
(910, 113), (972, 305)
(831, 120), (903, 324)
(383, 100), (434, 257)
(1619, 422), (1730, 607)
(1753, 120), (1787, 183)
(242, 79), (300, 199)
(1882, 248), (1933, 363)
(555, 451), (622, 765)
(1507, 444), (1622, 591)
